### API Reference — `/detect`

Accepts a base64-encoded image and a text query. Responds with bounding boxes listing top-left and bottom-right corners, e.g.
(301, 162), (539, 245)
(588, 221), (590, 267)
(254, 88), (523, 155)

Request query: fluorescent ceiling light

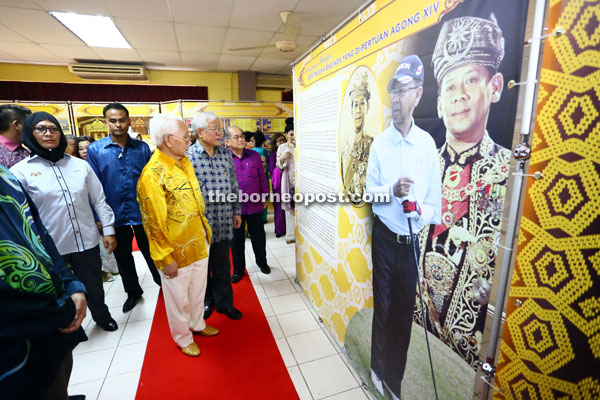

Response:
(50, 12), (131, 49)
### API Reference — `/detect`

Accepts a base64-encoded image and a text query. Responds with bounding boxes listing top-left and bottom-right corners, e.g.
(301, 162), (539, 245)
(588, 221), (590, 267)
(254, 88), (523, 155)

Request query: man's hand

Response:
(402, 200), (421, 219)
(59, 293), (87, 334)
(163, 261), (178, 279)
(233, 215), (242, 229)
(392, 176), (414, 198)
(103, 235), (117, 254)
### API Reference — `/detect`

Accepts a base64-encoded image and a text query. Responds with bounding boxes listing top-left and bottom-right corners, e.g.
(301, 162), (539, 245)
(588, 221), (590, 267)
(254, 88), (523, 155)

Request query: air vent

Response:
(68, 63), (149, 81)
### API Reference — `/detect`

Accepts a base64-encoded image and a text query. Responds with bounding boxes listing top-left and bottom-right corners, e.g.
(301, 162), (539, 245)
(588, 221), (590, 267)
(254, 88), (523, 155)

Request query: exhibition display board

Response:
(71, 102), (160, 139)
(495, 0), (600, 398)
(0, 102), (72, 134)
(179, 101), (292, 145)
(293, 0), (528, 398)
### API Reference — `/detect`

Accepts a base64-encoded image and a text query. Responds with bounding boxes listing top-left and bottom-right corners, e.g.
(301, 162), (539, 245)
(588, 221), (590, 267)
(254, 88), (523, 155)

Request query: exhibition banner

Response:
(72, 102), (159, 139)
(293, 0), (528, 398)
(1, 102), (72, 134)
(495, 0), (600, 398)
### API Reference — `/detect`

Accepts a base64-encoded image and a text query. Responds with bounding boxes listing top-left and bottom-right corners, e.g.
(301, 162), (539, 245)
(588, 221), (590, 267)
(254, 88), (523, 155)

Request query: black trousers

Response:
(62, 245), (111, 324)
(113, 225), (161, 297)
(204, 240), (234, 309)
(231, 211), (268, 275)
(370, 217), (418, 399)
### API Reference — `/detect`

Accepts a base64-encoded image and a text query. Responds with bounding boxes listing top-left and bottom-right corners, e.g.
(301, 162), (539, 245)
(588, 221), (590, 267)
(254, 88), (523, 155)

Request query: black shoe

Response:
(204, 304), (214, 319)
(68, 396), (86, 400)
(231, 273), (243, 283)
(259, 265), (271, 275)
(98, 318), (118, 331)
(216, 306), (243, 320)
(275, 233), (285, 238)
(122, 294), (142, 313)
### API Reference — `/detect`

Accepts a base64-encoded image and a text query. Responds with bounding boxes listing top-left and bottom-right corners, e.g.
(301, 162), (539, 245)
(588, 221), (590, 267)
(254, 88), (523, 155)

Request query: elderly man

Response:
(137, 113), (217, 357)
(342, 70), (373, 205)
(366, 55), (441, 399)
(188, 112), (243, 320)
(418, 14), (511, 366)
(87, 103), (161, 313)
(227, 126), (271, 283)
(0, 166), (87, 399)
(0, 104), (31, 168)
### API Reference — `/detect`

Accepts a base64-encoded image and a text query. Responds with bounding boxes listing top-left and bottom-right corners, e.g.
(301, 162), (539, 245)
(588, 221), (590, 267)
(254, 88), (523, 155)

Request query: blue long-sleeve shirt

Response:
(87, 136), (151, 227)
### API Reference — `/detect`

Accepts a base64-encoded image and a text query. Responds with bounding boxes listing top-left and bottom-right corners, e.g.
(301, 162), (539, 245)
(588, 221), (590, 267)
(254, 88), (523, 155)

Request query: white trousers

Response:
(284, 208), (295, 242)
(159, 257), (209, 348)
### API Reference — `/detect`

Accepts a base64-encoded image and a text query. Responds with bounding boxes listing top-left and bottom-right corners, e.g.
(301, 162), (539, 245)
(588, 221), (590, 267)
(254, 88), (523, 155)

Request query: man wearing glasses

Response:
(227, 125), (271, 283)
(188, 112), (243, 320)
(137, 114), (217, 357)
(366, 55), (441, 399)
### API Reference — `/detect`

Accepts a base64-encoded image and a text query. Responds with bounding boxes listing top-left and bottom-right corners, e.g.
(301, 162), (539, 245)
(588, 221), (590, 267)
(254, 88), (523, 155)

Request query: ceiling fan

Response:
(229, 11), (300, 52)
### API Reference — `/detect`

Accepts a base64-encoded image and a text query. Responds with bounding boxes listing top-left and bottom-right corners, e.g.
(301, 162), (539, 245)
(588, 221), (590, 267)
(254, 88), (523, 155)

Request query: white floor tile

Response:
(270, 292), (308, 315)
(267, 315), (284, 339)
(277, 254), (297, 268)
(97, 370), (141, 400)
(283, 266), (297, 279)
(276, 338), (297, 367)
(68, 378), (103, 400)
(257, 267), (289, 283)
(120, 319), (153, 345)
(253, 283), (267, 299)
(299, 355), (360, 399)
(107, 342), (147, 376)
(70, 348), (116, 385)
(73, 325), (124, 355)
(259, 297), (275, 317)
(278, 309), (320, 336)
(288, 366), (314, 400)
(271, 246), (296, 258)
(267, 238), (292, 249)
(128, 297), (158, 322)
(104, 291), (129, 308)
(287, 330), (337, 364)
(109, 306), (132, 325)
(263, 279), (297, 297)
(324, 387), (369, 400)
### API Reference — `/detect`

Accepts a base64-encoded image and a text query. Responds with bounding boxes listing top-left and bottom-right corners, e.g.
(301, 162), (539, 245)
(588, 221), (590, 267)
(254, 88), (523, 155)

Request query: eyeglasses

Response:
(33, 126), (61, 135)
(168, 134), (191, 143)
(230, 135), (244, 141)
(205, 127), (224, 135)
(390, 86), (420, 97)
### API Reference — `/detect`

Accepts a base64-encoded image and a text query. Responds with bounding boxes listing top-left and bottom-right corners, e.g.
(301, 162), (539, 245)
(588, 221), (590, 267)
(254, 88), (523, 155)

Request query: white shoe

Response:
(371, 369), (384, 395)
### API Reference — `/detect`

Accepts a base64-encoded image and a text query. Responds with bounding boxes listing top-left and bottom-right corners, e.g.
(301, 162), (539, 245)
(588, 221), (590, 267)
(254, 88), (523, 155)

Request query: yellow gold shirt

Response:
(137, 150), (212, 269)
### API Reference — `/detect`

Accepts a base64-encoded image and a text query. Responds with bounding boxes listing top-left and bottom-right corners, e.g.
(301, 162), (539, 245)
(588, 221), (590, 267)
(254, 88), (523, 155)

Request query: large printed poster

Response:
(293, 0), (528, 398)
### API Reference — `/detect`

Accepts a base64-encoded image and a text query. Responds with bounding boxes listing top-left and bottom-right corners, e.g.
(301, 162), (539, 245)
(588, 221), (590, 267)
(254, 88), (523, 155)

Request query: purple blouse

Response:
(231, 149), (269, 215)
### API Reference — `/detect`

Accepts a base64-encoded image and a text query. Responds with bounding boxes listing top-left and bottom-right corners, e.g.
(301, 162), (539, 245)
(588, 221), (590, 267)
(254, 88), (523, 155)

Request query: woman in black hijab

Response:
(11, 112), (119, 333)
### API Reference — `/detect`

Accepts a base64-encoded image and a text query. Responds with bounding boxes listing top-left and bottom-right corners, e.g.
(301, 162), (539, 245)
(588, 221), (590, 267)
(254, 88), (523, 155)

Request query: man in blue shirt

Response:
(366, 55), (441, 400)
(87, 103), (160, 313)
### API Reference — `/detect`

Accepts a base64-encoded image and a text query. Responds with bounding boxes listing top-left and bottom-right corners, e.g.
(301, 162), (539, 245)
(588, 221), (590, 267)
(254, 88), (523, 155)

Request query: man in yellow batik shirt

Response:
(137, 113), (218, 357)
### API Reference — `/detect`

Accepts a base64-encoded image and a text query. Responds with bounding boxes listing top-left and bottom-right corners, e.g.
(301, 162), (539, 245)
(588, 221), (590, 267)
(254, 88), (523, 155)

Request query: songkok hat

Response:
(432, 14), (505, 84)
(349, 70), (371, 101)
(387, 55), (424, 92)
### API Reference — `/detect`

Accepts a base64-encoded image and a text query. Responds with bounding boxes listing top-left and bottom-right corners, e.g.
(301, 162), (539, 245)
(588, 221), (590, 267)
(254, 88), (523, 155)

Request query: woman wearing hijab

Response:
(10, 112), (119, 332)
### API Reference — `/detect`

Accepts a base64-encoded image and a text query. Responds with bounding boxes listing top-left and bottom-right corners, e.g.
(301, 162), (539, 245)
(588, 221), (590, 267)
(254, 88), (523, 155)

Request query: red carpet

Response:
(136, 270), (299, 399)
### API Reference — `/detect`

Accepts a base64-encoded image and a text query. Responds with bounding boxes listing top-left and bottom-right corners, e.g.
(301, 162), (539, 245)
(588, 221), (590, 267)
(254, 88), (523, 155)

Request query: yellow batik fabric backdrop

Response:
(495, 0), (600, 398)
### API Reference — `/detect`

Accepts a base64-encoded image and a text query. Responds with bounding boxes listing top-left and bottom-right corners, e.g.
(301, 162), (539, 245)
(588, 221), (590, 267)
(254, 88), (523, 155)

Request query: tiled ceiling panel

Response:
(117, 19), (178, 51)
(0, 7), (82, 45)
(0, 0), (365, 75)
